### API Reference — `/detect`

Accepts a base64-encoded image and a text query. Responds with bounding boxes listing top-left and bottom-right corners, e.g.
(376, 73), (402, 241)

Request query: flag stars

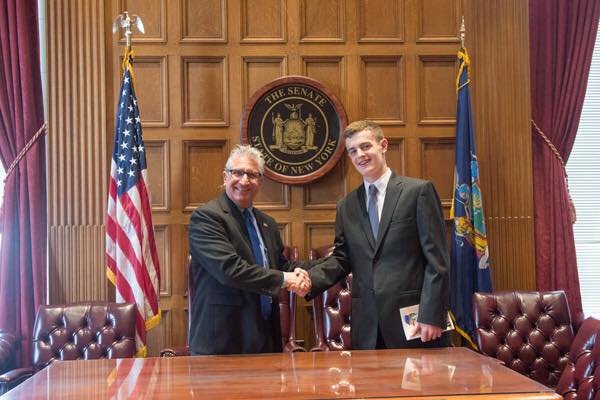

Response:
(118, 154), (126, 162)
(130, 157), (137, 165)
(125, 117), (133, 125)
(128, 170), (136, 178)
(117, 180), (122, 187)
(138, 145), (144, 152)
(117, 167), (124, 175)
(128, 105), (133, 112)
(135, 116), (141, 124)
(123, 129), (131, 137)
(124, 76), (130, 84)
(120, 142), (128, 150)
(132, 146), (138, 152)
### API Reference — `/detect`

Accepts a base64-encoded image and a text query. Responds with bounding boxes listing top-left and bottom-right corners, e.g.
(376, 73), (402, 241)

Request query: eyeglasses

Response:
(225, 168), (262, 181)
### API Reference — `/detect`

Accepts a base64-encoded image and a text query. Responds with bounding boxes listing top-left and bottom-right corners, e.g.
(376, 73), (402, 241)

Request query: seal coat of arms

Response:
(241, 76), (348, 184)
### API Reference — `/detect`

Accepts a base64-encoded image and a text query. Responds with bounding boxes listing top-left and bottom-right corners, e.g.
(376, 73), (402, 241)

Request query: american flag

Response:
(106, 50), (160, 357)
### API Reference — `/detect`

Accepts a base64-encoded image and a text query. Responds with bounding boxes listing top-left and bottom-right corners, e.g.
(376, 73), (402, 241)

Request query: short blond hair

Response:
(344, 120), (384, 142)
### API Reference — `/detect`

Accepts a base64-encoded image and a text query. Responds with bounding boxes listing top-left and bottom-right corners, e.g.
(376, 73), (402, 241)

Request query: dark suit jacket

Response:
(188, 193), (309, 355)
(308, 173), (450, 349)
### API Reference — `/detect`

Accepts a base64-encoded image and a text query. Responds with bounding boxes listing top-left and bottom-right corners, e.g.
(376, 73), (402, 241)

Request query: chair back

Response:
(310, 245), (352, 351)
(556, 317), (600, 399)
(0, 331), (19, 374)
(32, 302), (136, 370)
(473, 290), (574, 387)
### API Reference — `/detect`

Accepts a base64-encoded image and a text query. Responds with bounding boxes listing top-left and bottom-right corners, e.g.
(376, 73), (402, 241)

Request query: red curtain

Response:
(0, 0), (46, 367)
(530, 0), (600, 326)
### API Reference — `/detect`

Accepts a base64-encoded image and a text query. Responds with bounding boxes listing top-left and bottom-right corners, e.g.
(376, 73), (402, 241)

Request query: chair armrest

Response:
(159, 346), (190, 357)
(0, 367), (36, 395)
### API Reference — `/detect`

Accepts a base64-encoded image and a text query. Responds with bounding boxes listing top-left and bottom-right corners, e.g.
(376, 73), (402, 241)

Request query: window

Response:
(566, 25), (600, 317)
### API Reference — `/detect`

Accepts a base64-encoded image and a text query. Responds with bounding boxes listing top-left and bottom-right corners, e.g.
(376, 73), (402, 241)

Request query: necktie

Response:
(368, 184), (379, 240)
(243, 209), (272, 320)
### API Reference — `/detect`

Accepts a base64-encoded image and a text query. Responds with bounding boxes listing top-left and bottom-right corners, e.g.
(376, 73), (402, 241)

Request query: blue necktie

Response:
(243, 209), (272, 320)
(368, 184), (379, 240)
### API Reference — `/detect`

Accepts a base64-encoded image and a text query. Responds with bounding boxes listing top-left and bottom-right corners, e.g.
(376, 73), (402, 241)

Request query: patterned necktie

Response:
(243, 209), (272, 320)
(368, 184), (379, 240)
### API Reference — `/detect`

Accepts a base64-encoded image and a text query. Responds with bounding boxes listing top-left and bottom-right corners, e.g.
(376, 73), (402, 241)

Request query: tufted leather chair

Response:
(473, 291), (574, 387)
(160, 246), (305, 356)
(556, 317), (600, 399)
(0, 302), (136, 394)
(0, 331), (19, 375)
(309, 245), (352, 351)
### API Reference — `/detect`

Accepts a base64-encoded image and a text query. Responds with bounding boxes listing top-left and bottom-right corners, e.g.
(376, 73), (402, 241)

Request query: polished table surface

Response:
(3, 347), (560, 399)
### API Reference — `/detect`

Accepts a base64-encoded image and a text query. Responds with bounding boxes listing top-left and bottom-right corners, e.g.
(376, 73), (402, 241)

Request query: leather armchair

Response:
(556, 317), (600, 399)
(0, 331), (18, 375)
(0, 302), (136, 395)
(473, 291), (574, 387)
(160, 246), (305, 356)
(309, 245), (352, 351)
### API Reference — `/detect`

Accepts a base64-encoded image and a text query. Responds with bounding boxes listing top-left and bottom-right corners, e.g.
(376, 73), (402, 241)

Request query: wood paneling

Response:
(417, 55), (457, 125)
(145, 140), (170, 211)
(299, 0), (345, 43)
(46, 0), (535, 355)
(182, 140), (228, 211)
(131, 56), (168, 127)
(466, 0), (535, 290)
(118, 0), (167, 43)
(361, 56), (405, 124)
(47, 0), (109, 303)
(182, 57), (229, 126)
(240, 0), (286, 43)
(180, 0), (227, 43)
(358, 0), (404, 42)
(417, 0), (461, 42)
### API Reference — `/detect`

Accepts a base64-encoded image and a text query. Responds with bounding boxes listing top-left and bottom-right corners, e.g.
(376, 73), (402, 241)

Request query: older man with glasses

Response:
(188, 144), (312, 355)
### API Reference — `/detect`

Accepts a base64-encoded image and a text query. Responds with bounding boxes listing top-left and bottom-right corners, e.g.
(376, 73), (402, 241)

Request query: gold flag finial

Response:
(459, 16), (466, 49)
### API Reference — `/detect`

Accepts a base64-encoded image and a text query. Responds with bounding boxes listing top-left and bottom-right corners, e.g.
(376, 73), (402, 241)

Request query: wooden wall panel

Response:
(154, 225), (170, 296)
(361, 56), (405, 124)
(183, 140), (228, 211)
(242, 57), (287, 102)
(417, 0), (461, 42)
(118, 0), (166, 43)
(182, 57), (229, 126)
(181, 0), (227, 43)
(145, 140), (169, 211)
(358, 0), (404, 42)
(47, 0), (535, 354)
(420, 138), (455, 209)
(417, 55), (457, 125)
(300, 0), (345, 43)
(240, 0), (286, 42)
(131, 56), (168, 127)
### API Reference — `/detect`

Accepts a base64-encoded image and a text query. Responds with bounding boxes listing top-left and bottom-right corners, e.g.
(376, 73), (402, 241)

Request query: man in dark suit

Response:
(306, 120), (450, 349)
(188, 145), (311, 355)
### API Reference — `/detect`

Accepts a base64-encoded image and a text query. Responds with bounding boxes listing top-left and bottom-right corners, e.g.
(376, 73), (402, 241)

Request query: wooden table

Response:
(3, 347), (560, 399)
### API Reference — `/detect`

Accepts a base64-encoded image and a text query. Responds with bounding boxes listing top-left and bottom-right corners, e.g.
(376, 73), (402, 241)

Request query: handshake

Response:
(283, 268), (312, 297)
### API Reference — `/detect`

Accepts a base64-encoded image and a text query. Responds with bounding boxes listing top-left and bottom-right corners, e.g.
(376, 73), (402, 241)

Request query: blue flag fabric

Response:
(450, 48), (493, 348)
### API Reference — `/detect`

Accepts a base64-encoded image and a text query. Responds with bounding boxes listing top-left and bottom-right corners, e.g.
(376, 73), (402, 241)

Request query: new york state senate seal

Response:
(241, 76), (348, 184)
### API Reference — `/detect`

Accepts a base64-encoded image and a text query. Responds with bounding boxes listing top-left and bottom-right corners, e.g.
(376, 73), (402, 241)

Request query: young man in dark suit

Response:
(305, 120), (450, 349)
(188, 145), (311, 355)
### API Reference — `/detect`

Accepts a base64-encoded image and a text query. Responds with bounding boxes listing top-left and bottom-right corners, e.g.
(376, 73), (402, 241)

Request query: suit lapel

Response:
(217, 193), (255, 262)
(374, 174), (403, 254)
(356, 186), (376, 250)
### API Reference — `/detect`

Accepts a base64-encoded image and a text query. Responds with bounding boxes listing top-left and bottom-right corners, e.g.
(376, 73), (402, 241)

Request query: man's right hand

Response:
(283, 268), (311, 296)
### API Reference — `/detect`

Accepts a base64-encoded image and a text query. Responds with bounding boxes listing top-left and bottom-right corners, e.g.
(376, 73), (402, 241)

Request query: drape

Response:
(529, 0), (600, 326)
(0, 0), (47, 367)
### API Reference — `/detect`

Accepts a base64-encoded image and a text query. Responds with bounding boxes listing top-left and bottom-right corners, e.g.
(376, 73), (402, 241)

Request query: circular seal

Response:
(241, 76), (347, 184)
